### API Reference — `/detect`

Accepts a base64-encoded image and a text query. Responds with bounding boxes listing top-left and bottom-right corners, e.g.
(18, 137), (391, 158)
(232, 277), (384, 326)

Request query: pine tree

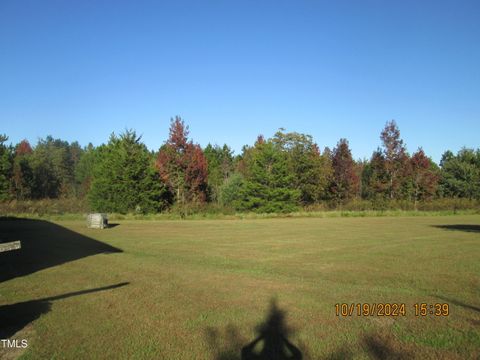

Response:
(361, 149), (389, 200)
(204, 144), (234, 202)
(89, 130), (169, 213)
(272, 130), (331, 204)
(75, 143), (97, 198)
(241, 138), (300, 213)
(219, 172), (248, 210)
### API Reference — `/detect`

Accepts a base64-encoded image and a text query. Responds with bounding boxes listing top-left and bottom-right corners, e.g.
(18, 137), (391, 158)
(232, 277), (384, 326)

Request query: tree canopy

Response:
(1, 119), (479, 213)
(89, 130), (169, 213)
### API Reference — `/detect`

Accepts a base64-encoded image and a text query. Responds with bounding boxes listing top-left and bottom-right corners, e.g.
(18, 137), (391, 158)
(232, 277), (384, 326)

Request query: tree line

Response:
(1, 118), (479, 213)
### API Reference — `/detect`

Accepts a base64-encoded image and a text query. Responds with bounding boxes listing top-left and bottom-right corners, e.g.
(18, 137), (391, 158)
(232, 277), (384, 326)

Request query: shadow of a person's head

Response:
(242, 299), (302, 360)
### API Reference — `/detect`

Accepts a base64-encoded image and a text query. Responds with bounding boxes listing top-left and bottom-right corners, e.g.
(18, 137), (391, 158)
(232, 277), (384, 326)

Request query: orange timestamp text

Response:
(335, 303), (450, 317)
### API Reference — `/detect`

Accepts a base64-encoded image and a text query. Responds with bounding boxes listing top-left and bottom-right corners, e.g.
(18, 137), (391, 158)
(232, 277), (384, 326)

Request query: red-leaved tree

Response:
(410, 148), (438, 207)
(156, 117), (208, 205)
(16, 139), (33, 156)
(330, 138), (359, 201)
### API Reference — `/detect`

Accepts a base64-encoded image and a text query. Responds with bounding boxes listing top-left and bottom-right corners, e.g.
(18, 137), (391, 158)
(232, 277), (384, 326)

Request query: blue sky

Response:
(1, 0), (479, 163)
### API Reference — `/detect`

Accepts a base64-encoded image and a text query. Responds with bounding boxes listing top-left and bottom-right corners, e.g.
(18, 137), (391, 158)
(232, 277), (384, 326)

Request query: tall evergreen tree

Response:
(361, 149), (389, 200)
(204, 144), (234, 202)
(75, 143), (97, 198)
(240, 137), (300, 213)
(89, 130), (169, 213)
(219, 172), (248, 210)
(272, 130), (331, 204)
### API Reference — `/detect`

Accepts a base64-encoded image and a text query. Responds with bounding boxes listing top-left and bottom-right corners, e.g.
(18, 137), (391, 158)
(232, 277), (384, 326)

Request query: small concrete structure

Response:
(87, 213), (108, 229)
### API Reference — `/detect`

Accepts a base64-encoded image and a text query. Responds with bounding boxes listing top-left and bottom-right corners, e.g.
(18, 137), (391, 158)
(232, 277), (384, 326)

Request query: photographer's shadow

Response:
(205, 299), (303, 360)
(241, 299), (302, 360)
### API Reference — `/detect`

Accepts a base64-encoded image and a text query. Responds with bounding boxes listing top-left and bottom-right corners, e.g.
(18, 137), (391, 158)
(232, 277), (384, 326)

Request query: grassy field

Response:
(1, 215), (479, 359)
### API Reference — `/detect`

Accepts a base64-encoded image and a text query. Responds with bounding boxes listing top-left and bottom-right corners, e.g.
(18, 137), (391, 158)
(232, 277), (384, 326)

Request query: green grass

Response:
(1, 215), (479, 359)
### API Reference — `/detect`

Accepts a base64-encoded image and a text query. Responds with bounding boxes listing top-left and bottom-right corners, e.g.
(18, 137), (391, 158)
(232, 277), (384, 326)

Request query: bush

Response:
(303, 198), (480, 212)
(417, 198), (480, 211)
(0, 198), (89, 215)
(0, 197), (478, 219)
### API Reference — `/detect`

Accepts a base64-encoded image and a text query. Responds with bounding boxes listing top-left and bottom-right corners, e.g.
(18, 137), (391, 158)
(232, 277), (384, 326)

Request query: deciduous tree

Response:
(12, 140), (34, 199)
(439, 148), (480, 199)
(380, 120), (408, 199)
(156, 117), (208, 205)
(330, 138), (359, 201)
(0, 134), (13, 201)
(410, 148), (439, 207)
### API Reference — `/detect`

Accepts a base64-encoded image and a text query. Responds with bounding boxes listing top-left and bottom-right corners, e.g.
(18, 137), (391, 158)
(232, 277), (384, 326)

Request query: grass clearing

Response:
(1, 215), (479, 359)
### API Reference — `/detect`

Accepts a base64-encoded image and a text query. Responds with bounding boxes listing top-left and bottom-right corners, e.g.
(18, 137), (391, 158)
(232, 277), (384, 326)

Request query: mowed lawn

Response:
(1, 215), (479, 359)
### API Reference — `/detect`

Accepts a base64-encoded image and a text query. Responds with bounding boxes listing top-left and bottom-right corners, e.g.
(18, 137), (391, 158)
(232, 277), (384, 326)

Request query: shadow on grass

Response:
(434, 294), (480, 327)
(0, 282), (129, 339)
(434, 295), (480, 313)
(432, 224), (480, 233)
(0, 217), (122, 282)
(327, 331), (414, 360)
(205, 299), (417, 359)
(241, 299), (302, 360)
(206, 299), (304, 360)
(324, 348), (353, 360)
(361, 334), (411, 360)
(205, 324), (246, 360)
(108, 223), (120, 228)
